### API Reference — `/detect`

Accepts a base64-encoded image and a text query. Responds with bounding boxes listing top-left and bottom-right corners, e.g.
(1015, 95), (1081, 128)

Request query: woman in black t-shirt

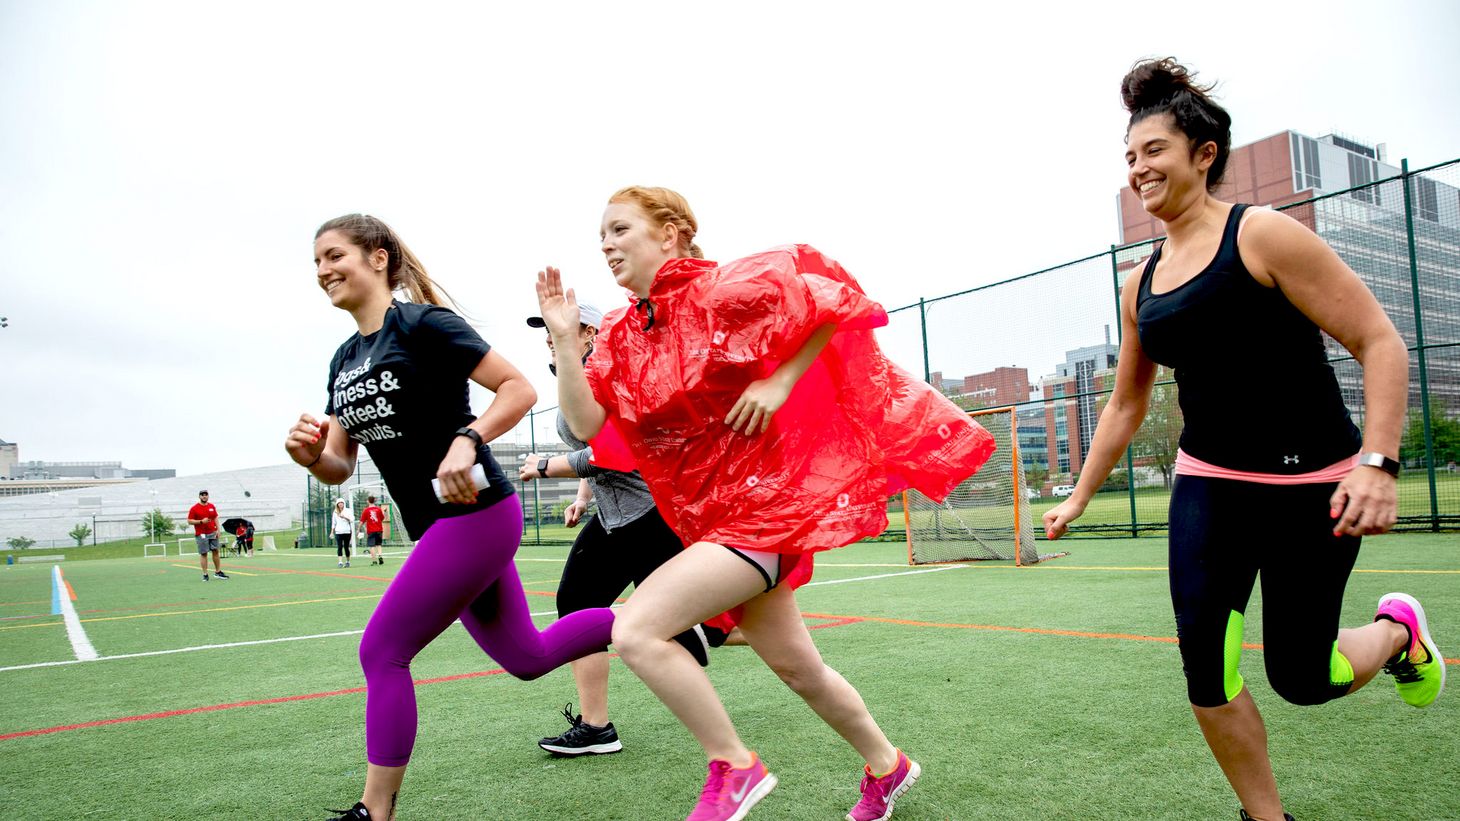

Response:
(1042, 60), (1441, 821)
(285, 214), (614, 821)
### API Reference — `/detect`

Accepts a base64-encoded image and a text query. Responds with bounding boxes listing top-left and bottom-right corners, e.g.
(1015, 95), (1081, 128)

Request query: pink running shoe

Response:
(685, 753), (777, 821)
(847, 749), (921, 821)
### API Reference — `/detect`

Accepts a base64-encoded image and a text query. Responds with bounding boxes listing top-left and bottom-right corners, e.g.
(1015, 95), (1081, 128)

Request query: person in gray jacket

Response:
(522, 301), (730, 757)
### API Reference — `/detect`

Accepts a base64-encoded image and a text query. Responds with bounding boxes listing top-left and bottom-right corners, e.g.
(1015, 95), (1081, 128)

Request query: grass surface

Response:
(1, 535), (1456, 819)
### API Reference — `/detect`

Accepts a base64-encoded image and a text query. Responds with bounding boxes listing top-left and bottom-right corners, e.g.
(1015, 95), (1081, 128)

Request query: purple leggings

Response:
(359, 496), (614, 766)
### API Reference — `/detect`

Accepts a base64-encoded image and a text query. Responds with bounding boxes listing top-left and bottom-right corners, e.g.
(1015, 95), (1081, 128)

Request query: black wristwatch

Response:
(455, 427), (484, 448)
(1357, 452), (1400, 477)
(537, 456), (551, 478)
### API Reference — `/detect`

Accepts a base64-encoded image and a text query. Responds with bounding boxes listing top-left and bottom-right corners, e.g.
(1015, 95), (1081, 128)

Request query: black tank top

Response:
(1136, 204), (1361, 473)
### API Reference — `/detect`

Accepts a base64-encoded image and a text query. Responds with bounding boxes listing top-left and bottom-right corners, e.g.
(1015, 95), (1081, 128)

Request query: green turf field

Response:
(1, 534), (1455, 819)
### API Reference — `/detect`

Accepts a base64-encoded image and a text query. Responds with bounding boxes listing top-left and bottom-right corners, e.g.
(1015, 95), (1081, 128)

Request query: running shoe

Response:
(847, 749), (920, 821)
(338, 561), (344, 568)
(325, 802), (371, 819)
(1238, 810), (1294, 820)
(1376, 592), (1446, 708)
(672, 625), (711, 667)
(538, 703), (622, 756)
(686, 753), (776, 821)
(214, 571), (229, 580)
(202, 574), (209, 581)
(345, 561), (350, 567)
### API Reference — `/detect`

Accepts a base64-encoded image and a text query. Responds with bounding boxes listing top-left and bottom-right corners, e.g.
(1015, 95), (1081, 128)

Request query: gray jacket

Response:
(557, 413), (656, 533)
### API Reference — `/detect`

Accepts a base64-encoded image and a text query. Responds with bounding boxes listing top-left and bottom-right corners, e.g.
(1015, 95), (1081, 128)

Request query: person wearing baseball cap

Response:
(528, 302), (603, 376)
(521, 297), (733, 759)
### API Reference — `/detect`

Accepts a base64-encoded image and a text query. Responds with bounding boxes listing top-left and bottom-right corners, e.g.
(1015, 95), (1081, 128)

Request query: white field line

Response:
(53, 566), (99, 661)
(6, 560), (952, 673)
(0, 608), (564, 673)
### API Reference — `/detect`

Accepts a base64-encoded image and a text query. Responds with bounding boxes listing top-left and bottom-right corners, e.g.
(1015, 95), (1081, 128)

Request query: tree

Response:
(6, 536), (35, 550)
(1400, 401), (1460, 468)
(69, 523), (92, 546)
(1025, 465), (1049, 492)
(141, 508), (175, 541)
(1132, 369), (1182, 489)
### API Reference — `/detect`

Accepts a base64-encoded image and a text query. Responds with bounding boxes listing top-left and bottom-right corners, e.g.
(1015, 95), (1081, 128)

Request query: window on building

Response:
(1347, 152), (1380, 205)
(1291, 134), (1322, 192)
(1415, 176), (1440, 222)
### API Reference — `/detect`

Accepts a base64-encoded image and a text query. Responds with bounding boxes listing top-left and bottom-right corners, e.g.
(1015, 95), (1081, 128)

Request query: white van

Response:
(1051, 484), (1076, 497)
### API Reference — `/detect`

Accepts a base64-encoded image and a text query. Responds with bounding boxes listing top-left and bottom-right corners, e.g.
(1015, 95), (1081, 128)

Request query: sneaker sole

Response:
(538, 740), (623, 756)
(848, 760), (921, 821)
(1380, 592), (1446, 705)
(726, 772), (777, 821)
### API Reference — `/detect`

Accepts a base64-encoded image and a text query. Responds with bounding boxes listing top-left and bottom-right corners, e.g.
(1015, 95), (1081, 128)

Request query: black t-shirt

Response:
(324, 301), (513, 539)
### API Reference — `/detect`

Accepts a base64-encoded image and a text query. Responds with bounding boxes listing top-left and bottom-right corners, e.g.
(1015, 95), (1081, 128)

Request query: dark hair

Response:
(1121, 58), (1232, 191)
(367, 495), (376, 503)
(198, 490), (208, 495)
(315, 214), (457, 308)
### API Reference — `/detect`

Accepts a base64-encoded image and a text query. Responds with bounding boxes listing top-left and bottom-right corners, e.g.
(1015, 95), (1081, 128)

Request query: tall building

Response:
(1039, 344), (1119, 479)
(930, 366), (1032, 409)
(0, 440), (16, 480)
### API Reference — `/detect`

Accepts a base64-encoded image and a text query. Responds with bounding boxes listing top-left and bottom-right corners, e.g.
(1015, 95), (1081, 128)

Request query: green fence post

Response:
(1400, 159), (1440, 531)
(918, 298), (931, 384)
(1109, 246), (1139, 536)
(530, 408), (541, 545)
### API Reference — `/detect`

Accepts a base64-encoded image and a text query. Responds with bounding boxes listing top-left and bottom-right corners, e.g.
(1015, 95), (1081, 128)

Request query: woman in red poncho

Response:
(535, 186), (993, 821)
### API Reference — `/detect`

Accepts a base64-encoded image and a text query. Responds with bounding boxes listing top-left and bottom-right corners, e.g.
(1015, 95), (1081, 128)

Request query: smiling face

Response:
(314, 229), (390, 310)
(1125, 113), (1215, 220)
(600, 202), (677, 297)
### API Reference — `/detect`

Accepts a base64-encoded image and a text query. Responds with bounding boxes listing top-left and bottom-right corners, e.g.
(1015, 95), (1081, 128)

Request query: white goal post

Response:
(142, 543), (167, 558)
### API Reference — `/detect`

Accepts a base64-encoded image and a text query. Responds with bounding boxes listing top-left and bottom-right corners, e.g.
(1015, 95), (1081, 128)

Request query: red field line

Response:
(0, 667), (514, 742)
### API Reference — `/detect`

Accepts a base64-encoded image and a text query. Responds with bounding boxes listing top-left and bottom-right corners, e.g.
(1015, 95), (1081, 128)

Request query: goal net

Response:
(902, 406), (1057, 566)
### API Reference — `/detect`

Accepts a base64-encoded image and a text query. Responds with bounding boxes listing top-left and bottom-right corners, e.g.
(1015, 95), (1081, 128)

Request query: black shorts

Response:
(555, 508), (685, 617)
(366, 532), (382, 547)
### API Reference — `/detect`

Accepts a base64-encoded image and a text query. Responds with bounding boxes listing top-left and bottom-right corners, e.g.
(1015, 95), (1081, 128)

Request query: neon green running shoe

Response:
(1375, 592), (1446, 708)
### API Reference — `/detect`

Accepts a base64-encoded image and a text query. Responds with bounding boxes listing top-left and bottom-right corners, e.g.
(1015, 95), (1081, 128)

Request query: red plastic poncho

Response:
(586, 244), (994, 582)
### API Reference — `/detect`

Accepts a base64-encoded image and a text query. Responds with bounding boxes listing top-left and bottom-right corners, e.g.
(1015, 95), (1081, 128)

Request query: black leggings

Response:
(336, 533), (352, 556)
(1169, 475), (1361, 708)
(556, 508), (684, 617)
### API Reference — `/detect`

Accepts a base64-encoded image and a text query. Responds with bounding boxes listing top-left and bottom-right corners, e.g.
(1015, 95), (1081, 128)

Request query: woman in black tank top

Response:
(1041, 59), (1438, 821)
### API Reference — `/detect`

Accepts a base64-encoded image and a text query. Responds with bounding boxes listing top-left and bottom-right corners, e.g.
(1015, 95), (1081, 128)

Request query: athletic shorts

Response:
(366, 532), (383, 547)
(195, 533), (219, 554)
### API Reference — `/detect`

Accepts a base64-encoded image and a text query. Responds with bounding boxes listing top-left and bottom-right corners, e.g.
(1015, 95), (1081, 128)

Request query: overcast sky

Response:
(3, 0), (1458, 477)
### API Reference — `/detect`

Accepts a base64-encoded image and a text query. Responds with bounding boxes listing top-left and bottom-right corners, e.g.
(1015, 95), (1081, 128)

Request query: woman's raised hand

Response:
(535, 266), (582, 336)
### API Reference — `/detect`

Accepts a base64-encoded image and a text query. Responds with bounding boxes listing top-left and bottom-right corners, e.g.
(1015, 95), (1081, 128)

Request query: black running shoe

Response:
(214, 571), (230, 580)
(672, 624), (711, 667)
(538, 703), (623, 756)
(326, 801), (371, 819)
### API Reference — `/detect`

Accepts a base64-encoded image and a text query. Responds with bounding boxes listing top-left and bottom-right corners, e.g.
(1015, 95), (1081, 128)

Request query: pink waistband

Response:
(1174, 449), (1358, 485)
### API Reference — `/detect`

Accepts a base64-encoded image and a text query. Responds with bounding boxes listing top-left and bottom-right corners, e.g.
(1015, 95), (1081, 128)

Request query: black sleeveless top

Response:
(1135, 204), (1361, 474)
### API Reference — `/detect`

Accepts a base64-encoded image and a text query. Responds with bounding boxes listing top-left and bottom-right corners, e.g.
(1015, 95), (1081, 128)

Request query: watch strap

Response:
(1357, 452), (1400, 477)
(455, 427), (484, 448)
(537, 457), (551, 477)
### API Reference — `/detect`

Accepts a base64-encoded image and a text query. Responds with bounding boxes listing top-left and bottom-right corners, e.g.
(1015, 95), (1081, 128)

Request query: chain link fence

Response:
(500, 158), (1460, 543)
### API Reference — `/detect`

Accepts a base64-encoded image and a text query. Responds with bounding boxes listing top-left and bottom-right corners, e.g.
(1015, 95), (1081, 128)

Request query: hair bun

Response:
(1122, 57), (1201, 113)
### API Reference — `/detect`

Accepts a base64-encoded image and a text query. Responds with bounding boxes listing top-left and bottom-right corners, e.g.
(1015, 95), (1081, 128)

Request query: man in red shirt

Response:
(360, 495), (386, 566)
(188, 490), (229, 581)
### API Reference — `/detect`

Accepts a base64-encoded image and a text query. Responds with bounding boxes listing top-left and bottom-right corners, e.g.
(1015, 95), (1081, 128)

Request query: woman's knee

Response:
(1266, 659), (1349, 706)
(766, 657), (830, 697)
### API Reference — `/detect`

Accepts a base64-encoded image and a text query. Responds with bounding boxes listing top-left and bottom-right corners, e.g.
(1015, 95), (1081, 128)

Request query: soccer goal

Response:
(903, 406), (1064, 566)
(142, 543), (167, 558)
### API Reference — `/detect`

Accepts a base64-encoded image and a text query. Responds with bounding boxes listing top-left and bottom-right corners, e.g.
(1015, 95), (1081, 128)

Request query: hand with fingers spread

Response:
(535, 266), (582, 336)
(1329, 465), (1398, 536)
(725, 377), (793, 436)
(286, 413), (329, 468)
